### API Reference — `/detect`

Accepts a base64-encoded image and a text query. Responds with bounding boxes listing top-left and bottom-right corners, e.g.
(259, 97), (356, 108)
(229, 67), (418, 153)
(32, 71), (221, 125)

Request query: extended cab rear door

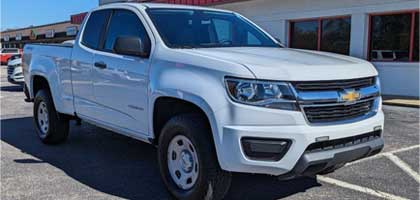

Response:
(72, 9), (111, 118)
(91, 8), (151, 136)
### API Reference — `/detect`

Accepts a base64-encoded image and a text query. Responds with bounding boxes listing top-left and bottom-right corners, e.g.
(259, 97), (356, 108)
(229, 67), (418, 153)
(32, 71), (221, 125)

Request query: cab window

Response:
(82, 10), (111, 49)
(103, 10), (149, 52)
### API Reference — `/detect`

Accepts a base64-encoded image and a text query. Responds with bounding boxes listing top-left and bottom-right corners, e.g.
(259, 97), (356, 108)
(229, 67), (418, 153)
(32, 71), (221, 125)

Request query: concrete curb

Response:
(382, 101), (420, 109)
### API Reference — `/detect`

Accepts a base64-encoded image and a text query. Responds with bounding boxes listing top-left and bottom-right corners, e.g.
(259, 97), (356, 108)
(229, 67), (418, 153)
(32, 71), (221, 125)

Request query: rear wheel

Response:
(158, 114), (231, 200)
(33, 89), (69, 144)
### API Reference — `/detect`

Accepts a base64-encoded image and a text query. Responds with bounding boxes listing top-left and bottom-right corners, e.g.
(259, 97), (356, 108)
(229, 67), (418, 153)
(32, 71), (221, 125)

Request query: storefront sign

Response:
(66, 26), (78, 36)
(45, 29), (55, 38)
(16, 33), (22, 41)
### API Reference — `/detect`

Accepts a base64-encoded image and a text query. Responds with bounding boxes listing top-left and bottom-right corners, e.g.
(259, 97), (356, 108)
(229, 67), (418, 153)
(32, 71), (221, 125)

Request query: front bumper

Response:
(281, 136), (383, 179)
(7, 66), (24, 84)
(7, 76), (24, 84)
(218, 110), (384, 176)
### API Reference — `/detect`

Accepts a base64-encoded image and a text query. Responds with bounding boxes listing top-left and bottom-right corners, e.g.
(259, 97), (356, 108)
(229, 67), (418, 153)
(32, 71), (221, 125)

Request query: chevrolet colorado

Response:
(23, 3), (384, 200)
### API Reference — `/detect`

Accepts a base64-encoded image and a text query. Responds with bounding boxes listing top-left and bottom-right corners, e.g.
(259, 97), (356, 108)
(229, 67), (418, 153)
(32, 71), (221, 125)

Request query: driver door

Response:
(92, 9), (151, 136)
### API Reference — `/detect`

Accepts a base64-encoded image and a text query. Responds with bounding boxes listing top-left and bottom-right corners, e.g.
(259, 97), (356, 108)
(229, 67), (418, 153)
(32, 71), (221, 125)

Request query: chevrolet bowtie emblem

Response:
(340, 90), (361, 103)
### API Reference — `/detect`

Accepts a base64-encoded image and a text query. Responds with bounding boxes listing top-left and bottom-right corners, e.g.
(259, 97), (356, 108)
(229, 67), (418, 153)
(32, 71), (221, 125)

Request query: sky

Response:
(1, 0), (99, 31)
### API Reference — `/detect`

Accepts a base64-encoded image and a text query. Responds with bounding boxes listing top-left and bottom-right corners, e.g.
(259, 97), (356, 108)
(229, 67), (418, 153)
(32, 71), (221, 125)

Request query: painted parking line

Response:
(317, 145), (420, 200)
(384, 153), (420, 183)
(317, 176), (409, 200)
(348, 144), (420, 166)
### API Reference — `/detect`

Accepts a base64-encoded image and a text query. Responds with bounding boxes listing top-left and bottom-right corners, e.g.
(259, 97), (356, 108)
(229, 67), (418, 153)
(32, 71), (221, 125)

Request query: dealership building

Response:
(0, 13), (86, 49)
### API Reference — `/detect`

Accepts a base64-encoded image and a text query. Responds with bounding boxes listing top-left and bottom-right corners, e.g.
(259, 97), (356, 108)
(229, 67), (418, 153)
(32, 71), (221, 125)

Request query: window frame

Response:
(367, 10), (419, 62)
(80, 9), (112, 51)
(288, 15), (351, 53)
(101, 9), (151, 54)
(80, 8), (152, 58)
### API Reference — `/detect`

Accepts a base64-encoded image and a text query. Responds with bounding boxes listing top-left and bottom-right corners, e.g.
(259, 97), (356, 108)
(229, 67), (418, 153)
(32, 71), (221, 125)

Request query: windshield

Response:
(146, 8), (279, 48)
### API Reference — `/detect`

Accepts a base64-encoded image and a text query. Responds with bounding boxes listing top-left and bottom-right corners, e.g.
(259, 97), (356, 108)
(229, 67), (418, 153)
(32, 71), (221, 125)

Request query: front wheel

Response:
(158, 114), (231, 200)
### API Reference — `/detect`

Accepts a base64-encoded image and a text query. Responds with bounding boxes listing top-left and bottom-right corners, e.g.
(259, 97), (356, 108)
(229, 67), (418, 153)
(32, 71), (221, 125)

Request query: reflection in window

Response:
(290, 17), (351, 55)
(213, 19), (232, 43)
(290, 20), (318, 50)
(369, 12), (419, 62)
(370, 13), (411, 61)
(321, 18), (351, 55)
(147, 9), (278, 48)
(104, 10), (148, 51)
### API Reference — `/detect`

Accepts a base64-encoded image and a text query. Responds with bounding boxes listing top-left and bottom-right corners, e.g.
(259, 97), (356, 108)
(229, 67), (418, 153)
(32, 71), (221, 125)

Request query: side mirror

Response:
(113, 36), (151, 58)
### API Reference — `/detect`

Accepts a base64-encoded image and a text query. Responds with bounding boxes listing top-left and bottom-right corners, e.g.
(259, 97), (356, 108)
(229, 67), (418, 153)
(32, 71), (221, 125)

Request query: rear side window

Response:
(82, 10), (111, 49)
(103, 10), (149, 51)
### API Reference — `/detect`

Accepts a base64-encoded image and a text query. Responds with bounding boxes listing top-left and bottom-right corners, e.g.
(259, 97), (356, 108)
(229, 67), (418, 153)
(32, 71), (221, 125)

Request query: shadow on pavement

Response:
(0, 85), (23, 92)
(1, 117), (321, 199)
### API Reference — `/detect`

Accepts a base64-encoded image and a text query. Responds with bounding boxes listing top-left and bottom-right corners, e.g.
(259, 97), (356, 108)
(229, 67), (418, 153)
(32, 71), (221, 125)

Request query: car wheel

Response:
(33, 89), (69, 144)
(158, 114), (232, 200)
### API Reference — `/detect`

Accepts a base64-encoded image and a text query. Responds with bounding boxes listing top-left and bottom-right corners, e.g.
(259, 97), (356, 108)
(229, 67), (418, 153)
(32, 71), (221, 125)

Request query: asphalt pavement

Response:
(1, 66), (419, 200)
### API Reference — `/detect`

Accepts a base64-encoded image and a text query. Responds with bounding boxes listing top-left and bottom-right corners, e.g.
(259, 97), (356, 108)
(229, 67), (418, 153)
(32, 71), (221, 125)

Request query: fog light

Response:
(241, 138), (291, 161)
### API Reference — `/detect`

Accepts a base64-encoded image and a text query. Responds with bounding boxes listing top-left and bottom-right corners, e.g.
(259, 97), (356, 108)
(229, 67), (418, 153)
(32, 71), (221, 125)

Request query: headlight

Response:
(225, 77), (298, 110)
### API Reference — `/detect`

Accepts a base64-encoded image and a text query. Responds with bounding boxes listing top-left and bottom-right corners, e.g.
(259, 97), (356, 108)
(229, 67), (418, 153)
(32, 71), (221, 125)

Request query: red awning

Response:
(71, 12), (88, 24)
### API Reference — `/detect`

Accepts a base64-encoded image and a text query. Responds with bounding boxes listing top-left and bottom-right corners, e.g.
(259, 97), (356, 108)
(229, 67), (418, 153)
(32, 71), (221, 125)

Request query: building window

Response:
(45, 29), (55, 38)
(16, 33), (22, 41)
(3, 35), (10, 42)
(66, 26), (78, 36)
(289, 16), (351, 55)
(369, 11), (419, 62)
(290, 20), (318, 50)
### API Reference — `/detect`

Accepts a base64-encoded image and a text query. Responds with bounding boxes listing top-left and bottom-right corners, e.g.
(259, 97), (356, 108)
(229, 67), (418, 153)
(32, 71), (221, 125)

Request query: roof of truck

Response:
(99, 2), (232, 13)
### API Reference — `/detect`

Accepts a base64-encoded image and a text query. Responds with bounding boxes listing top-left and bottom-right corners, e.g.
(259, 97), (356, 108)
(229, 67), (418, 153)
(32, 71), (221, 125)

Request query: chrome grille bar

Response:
(293, 77), (375, 91)
(292, 77), (380, 125)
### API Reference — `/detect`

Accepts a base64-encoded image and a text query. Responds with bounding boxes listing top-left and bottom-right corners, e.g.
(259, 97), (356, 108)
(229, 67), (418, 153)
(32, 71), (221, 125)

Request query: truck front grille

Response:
(293, 77), (375, 91)
(303, 99), (375, 123)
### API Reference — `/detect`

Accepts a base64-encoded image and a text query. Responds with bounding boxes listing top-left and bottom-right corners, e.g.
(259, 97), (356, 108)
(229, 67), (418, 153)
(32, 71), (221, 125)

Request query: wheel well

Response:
(32, 75), (50, 97)
(153, 97), (211, 145)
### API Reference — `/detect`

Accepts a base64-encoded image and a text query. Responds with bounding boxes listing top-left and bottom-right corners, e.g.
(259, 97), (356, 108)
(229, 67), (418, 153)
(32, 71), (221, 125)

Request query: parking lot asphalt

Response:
(1, 66), (419, 200)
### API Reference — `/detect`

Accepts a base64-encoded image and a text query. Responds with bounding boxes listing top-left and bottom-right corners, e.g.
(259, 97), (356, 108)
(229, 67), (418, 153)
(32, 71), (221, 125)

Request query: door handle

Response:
(94, 61), (107, 69)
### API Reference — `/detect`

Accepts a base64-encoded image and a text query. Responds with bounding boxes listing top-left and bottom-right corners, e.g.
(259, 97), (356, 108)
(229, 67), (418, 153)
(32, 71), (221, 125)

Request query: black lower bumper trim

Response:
(278, 137), (384, 180)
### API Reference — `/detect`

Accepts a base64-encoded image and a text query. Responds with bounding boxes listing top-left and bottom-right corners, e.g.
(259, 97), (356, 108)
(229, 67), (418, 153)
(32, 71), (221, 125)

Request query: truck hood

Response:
(184, 47), (377, 81)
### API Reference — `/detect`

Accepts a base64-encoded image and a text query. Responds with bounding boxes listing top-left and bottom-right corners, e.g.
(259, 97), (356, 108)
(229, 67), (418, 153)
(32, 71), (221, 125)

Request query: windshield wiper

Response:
(171, 45), (195, 49)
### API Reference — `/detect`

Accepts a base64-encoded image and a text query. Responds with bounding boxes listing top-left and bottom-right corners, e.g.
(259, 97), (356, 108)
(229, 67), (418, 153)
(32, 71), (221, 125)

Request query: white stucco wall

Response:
(214, 0), (419, 97)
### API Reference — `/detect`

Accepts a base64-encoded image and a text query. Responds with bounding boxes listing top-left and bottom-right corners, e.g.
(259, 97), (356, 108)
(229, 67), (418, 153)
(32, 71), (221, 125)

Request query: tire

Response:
(33, 89), (69, 144)
(158, 114), (232, 200)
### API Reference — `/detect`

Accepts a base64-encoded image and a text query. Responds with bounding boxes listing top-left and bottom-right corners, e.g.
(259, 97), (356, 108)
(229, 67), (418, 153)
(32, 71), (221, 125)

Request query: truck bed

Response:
(23, 43), (75, 115)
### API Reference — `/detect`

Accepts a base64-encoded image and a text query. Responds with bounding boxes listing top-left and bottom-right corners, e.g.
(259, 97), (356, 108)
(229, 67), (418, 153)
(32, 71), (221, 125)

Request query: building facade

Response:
(0, 12), (87, 49)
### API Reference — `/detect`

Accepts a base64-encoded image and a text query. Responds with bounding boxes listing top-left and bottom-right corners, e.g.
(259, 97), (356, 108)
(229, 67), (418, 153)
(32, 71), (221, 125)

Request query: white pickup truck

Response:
(23, 3), (384, 200)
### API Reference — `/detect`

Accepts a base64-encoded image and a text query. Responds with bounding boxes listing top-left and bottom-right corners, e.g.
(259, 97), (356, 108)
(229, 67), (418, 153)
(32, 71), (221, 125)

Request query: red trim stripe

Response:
(408, 12), (416, 61)
(317, 19), (322, 51)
